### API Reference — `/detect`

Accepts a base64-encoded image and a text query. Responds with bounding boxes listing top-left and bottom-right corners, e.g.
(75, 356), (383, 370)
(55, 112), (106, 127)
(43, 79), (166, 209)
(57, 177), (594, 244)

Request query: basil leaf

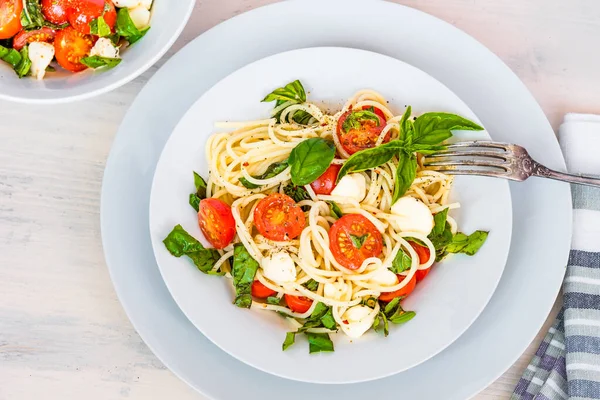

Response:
(303, 279), (319, 291)
(283, 183), (311, 202)
(380, 312), (389, 337)
(239, 161), (289, 189)
(409, 143), (447, 155)
(446, 231), (489, 255)
(282, 332), (295, 351)
(431, 208), (449, 237)
(320, 308), (337, 330)
(427, 209), (453, 261)
(389, 310), (416, 325)
(328, 201), (343, 219)
(267, 296), (281, 305)
(232, 244), (259, 308)
(391, 151), (417, 203)
(0, 45), (21, 68)
(288, 138), (335, 186)
(372, 314), (380, 331)
(14, 47), (31, 78)
(290, 110), (314, 125)
(383, 297), (401, 318)
(80, 56), (122, 69)
(399, 106), (413, 142)
(20, 0), (68, 30)
(128, 27), (149, 45)
(90, 15), (112, 37)
(309, 302), (329, 320)
(363, 296), (378, 308)
(162, 225), (220, 273)
(412, 112), (483, 147)
(262, 80), (306, 103)
(391, 248), (411, 274)
(189, 172), (207, 211)
(306, 332), (334, 353)
(336, 140), (406, 183)
(349, 233), (368, 249)
(341, 110), (381, 133)
(116, 8), (149, 45)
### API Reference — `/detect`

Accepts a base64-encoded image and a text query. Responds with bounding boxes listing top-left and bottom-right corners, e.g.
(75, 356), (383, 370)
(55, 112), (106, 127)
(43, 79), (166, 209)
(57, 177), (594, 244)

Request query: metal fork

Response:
(422, 141), (600, 187)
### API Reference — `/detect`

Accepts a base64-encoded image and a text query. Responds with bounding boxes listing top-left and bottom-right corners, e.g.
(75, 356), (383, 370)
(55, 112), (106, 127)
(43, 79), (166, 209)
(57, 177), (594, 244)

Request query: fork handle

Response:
(532, 162), (600, 187)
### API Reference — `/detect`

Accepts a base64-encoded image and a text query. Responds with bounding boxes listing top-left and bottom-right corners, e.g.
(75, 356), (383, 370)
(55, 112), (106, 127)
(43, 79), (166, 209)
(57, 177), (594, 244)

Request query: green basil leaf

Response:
(320, 308), (337, 330)
(389, 311), (416, 325)
(282, 332), (296, 351)
(309, 302), (329, 320)
(80, 56), (122, 70)
(363, 296), (378, 308)
(162, 225), (220, 273)
(0, 45), (21, 68)
(306, 332), (334, 353)
(383, 297), (401, 318)
(349, 233), (368, 249)
(390, 247), (412, 274)
(303, 279), (319, 291)
(446, 231), (489, 255)
(328, 201), (343, 219)
(283, 183), (311, 203)
(288, 138), (335, 186)
(399, 106), (413, 142)
(431, 208), (449, 237)
(391, 151), (417, 203)
(381, 311), (389, 337)
(267, 296), (281, 305)
(90, 15), (112, 37)
(291, 110), (314, 125)
(412, 112), (483, 146)
(232, 244), (259, 309)
(20, 0), (68, 30)
(127, 27), (149, 45)
(190, 171), (207, 209)
(341, 110), (381, 133)
(409, 143), (447, 155)
(262, 79), (306, 103)
(239, 161), (289, 189)
(372, 314), (381, 331)
(116, 8), (148, 45)
(14, 46), (31, 78)
(336, 140), (406, 183)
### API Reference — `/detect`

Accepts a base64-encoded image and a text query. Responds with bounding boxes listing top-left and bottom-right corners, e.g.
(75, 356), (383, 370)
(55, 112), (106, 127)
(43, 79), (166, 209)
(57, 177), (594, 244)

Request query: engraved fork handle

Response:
(531, 160), (600, 188)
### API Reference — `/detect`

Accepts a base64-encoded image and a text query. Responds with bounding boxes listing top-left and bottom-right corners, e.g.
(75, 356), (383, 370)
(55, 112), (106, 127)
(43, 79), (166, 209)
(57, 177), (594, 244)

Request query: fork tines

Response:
(422, 141), (513, 177)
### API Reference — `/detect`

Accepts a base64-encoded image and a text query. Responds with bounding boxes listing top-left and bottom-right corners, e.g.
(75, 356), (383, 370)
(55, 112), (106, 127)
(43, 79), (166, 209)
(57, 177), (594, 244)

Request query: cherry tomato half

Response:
(0, 0), (23, 40)
(285, 294), (313, 313)
(13, 27), (56, 51)
(41, 0), (70, 25)
(68, 0), (116, 35)
(336, 106), (388, 155)
(310, 163), (341, 195)
(197, 198), (236, 250)
(54, 27), (93, 72)
(251, 281), (277, 298)
(254, 193), (305, 241)
(329, 214), (383, 270)
(409, 241), (432, 282)
(378, 273), (417, 302)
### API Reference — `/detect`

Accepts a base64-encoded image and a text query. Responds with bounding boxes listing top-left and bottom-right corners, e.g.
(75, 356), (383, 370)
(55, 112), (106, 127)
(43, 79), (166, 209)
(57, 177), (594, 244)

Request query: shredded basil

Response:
(341, 110), (381, 133)
(14, 47), (32, 78)
(267, 296), (281, 305)
(231, 244), (259, 308)
(303, 279), (319, 291)
(373, 297), (415, 336)
(20, 0), (68, 30)
(283, 183), (311, 202)
(0, 45), (21, 68)
(307, 332), (334, 353)
(349, 233), (368, 249)
(262, 80), (315, 124)
(288, 138), (336, 186)
(391, 151), (417, 203)
(427, 208), (454, 261)
(116, 8), (149, 45)
(239, 161), (289, 189)
(162, 225), (220, 273)
(391, 247), (412, 274)
(189, 172), (207, 211)
(328, 201), (343, 219)
(446, 231), (489, 255)
(80, 56), (122, 69)
(282, 332), (295, 351)
(90, 16), (112, 37)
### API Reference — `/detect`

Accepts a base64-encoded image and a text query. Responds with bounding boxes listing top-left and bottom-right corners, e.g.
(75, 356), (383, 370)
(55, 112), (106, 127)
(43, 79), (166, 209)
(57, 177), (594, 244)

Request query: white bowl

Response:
(0, 0), (195, 104)
(148, 47), (513, 384)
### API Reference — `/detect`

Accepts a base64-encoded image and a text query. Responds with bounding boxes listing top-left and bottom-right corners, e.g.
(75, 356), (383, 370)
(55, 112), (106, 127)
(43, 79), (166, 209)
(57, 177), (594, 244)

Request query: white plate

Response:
(101, 1), (571, 398)
(148, 47), (512, 384)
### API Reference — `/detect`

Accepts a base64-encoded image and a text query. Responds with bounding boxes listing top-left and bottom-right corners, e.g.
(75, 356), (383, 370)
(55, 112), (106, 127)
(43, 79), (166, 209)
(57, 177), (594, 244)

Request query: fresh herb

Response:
(329, 201), (343, 219)
(116, 8), (149, 45)
(231, 244), (259, 308)
(306, 332), (334, 353)
(412, 112), (483, 144)
(20, 0), (68, 30)
(267, 296), (281, 305)
(303, 279), (319, 291)
(392, 151), (417, 202)
(239, 161), (289, 189)
(336, 140), (405, 182)
(362, 296), (378, 308)
(341, 110), (381, 133)
(189, 172), (208, 211)
(349, 233), (368, 249)
(282, 332), (296, 351)
(283, 183), (311, 202)
(320, 309), (337, 330)
(373, 311), (389, 336)
(262, 80), (314, 124)
(373, 297), (416, 336)
(427, 208), (454, 261)
(288, 138), (336, 186)
(162, 225), (220, 273)
(14, 47), (32, 78)
(446, 231), (489, 255)
(80, 56), (122, 69)
(90, 3), (112, 37)
(391, 248), (412, 274)
(0, 45), (21, 68)
(390, 311), (416, 325)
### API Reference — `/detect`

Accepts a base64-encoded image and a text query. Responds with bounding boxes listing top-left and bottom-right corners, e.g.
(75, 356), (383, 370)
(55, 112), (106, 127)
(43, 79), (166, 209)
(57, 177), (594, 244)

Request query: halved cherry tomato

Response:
(251, 281), (277, 298)
(379, 273), (417, 302)
(54, 27), (93, 72)
(310, 164), (341, 195)
(13, 27), (56, 51)
(254, 193), (305, 241)
(329, 214), (383, 270)
(409, 241), (432, 282)
(41, 0), (71, 25)
(68, 0), (116, 35)
(0, 0), (23, 39)
(285, 294), (313, 313)
(336, 107), (388, 155)
(198, 198), (236, 249)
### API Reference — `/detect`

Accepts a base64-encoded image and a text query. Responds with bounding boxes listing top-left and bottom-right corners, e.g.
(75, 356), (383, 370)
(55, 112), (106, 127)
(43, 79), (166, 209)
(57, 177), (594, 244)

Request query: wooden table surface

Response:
(1, 0), (598, 398)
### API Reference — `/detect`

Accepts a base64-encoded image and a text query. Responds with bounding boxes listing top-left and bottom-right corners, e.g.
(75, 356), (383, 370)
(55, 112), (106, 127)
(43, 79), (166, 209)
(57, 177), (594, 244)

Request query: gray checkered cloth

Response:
(512, 114), (600, 400)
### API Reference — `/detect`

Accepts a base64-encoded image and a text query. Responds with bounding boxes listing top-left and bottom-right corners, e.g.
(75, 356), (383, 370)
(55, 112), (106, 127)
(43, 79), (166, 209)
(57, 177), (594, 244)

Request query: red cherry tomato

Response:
(13, 27), (56, 51)
(378, 273), (417, 302)
(197, 198), (236, 249)
(0, 0), (23, 39)
(68, 0), (116, 35)
(329, 214), (383, 270)
(41, 0), (71, 25)
(285, 294), (313, 313)
(409, 241), (432, 282)
(336, 107), (389, 155)
(54, 27), (93, 72)
(253, 193), (305, 241)
(310, 164), (341, 195)
(251, 281), (277, 298)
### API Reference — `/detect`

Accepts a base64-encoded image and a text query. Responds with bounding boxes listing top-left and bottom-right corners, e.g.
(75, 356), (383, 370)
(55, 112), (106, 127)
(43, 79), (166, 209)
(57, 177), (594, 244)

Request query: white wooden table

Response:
(1, 1), (598, 398)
